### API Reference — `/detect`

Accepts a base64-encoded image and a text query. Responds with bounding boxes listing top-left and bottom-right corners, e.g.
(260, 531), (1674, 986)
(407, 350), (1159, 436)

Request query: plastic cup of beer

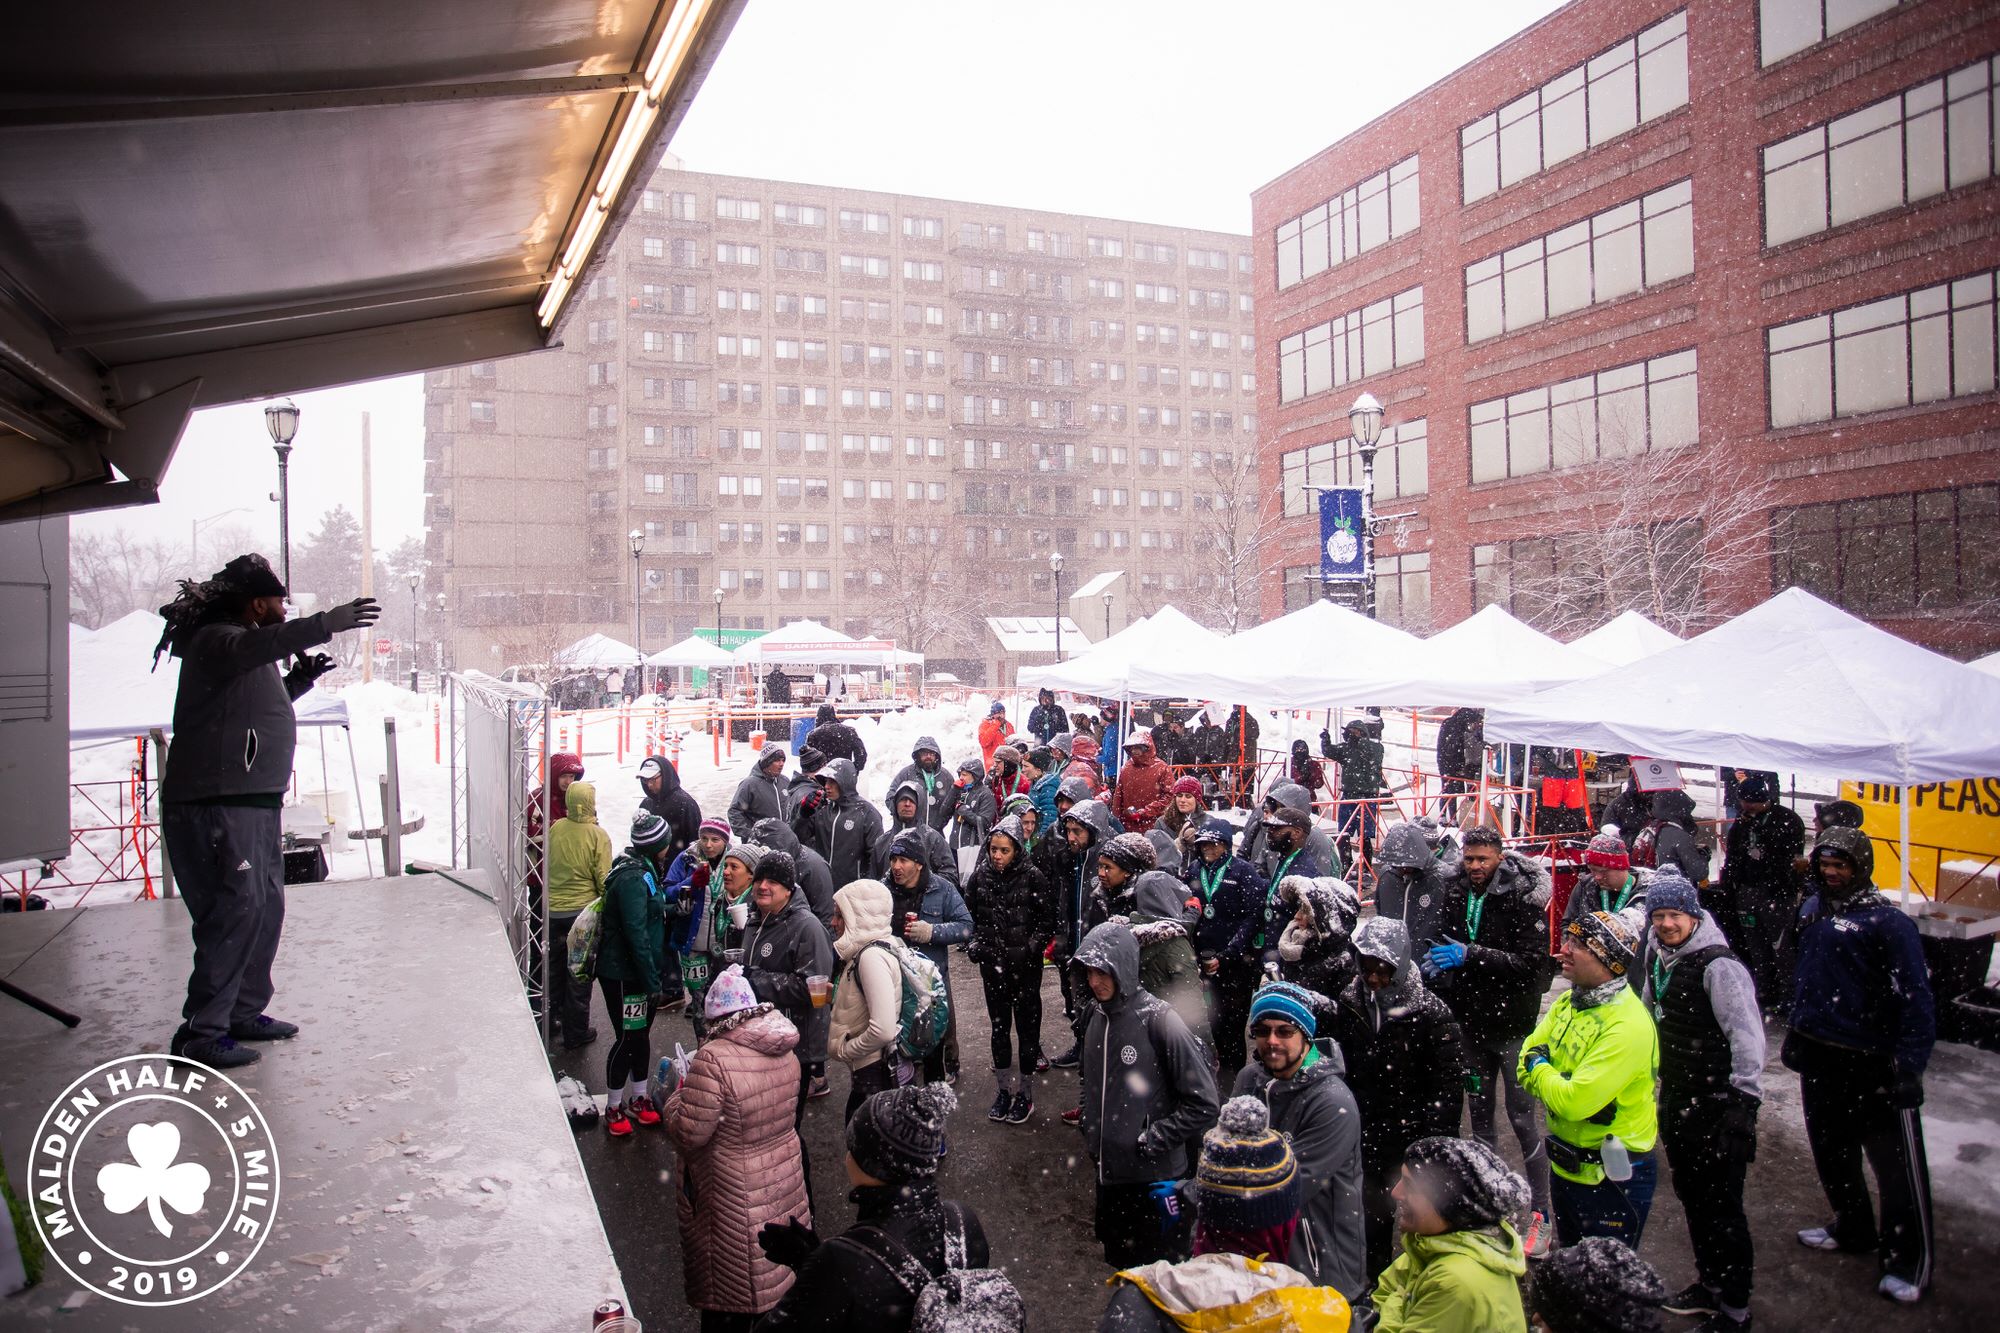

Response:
(728, 901), (750, 930)
(807, 974), (831, 1008)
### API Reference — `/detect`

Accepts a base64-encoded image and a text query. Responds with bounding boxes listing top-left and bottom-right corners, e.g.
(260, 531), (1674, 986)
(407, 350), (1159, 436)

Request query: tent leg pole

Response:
(1900, 771), (1913, 908)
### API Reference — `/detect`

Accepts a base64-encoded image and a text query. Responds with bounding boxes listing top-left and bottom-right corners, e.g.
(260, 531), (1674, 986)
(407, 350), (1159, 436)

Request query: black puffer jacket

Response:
(803, 717), (868, 772)
(1331, 918), (1466, 1173)
(1432, 848), (1554, 1048)
(965, 816), (1059, 968)
(753, 1183), (990, 1332)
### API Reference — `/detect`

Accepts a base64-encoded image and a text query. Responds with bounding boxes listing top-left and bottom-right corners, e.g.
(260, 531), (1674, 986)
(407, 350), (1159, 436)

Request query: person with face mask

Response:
(1426, 825), (1556, 1252)
(965, 815), (1058, 1124)
(1784, 826), (1936, 1306)
(1332, 919), (1467, 1281)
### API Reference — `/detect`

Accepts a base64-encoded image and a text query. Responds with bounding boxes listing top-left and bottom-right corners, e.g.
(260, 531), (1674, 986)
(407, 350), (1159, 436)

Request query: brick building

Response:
(1253, 0), (2000, 655)
(424, 166), (1261, 679)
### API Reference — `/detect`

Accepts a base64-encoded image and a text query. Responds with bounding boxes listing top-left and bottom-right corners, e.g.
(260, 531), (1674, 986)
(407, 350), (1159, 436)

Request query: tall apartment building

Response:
(424, 167), (1260, 679)
(1253, 0), (2000, 654)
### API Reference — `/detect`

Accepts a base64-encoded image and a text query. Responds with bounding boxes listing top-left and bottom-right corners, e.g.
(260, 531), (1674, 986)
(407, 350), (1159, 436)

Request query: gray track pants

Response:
(162, 802), (287, 1042)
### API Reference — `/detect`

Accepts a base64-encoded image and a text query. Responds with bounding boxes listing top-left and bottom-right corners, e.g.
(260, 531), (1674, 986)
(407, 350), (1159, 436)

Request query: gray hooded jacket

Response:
(887, 734), (957, 831)
(728, 750), (790, 839)
(751, 817), (835, 926)
(1373, 821), (1454, 947)
(1074, 922), (1219, 1186)
(873, 775), (960, 883)
(1231, 1038), (1367, 1301)
(799, 757), (883, 887)
(1241, 781), (1341, 880)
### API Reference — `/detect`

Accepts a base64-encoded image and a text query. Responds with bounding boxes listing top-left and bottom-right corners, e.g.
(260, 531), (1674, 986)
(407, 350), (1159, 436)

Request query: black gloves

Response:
(324, 597), (382, 634)
(1888, 1071), (1925, 1109)
(1319, 728), (1334, 757)
(757, 1217), (820, 1269)
(1717, 1090), (1759, 1162)
(285, 653), (336, 692)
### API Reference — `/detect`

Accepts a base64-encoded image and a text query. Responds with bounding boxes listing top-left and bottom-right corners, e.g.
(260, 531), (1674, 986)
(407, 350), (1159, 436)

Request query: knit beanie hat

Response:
(1403, 1135), (1532, 1232)
(1247, 980), (1318, 1038)
(1532, 1235), (1669, 1333)
(699, 817), (732, 840)
(217, 552), (289, 598)
(758, 746), (788, 770)
(752, 850), (797, 891)
(887, 831), (929, 867)
(1738, 774), (1772, 801)
(1194, 1096), (1301, 1232)
(798, 745), (828, 774)
(1584, 831), (1630, 870)
(702, 965), (760, 1022)
(1172, 775), (1205, 797)
(1646, 866), (1700, 919)
(630, 810), (672, 852)
(847, 1084), (957, 1184)
(1026, 746), (1056, 772)
(722, 842), (766, 878)
(914, 1269), (1027, 1333)
(1097, 831), (1158, 878)
(1568, 907), (1643, 976)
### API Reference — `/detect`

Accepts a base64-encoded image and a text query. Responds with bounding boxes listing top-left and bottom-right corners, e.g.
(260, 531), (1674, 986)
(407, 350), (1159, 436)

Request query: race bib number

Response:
(681, 953), (712, 992)
(622, 995), (650, 1032)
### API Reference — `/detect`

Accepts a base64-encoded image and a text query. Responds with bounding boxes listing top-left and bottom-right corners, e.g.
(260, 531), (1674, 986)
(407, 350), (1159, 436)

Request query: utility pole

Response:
(360, 412), (376, 682)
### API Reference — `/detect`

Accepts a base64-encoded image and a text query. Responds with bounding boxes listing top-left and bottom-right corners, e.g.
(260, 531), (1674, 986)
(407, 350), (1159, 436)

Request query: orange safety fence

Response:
(9, 773), (162, 909)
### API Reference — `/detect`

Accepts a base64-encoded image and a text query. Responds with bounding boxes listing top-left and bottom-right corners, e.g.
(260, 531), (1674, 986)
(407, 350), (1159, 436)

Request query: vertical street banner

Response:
(1319, 487), (1366, 583)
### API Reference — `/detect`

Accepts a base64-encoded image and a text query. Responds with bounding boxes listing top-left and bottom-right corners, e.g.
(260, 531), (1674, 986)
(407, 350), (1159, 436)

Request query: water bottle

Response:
(1599, 1134), (1632, 1182)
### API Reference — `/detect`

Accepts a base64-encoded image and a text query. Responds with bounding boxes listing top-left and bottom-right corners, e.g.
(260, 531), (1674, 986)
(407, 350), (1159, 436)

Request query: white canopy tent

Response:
(730, 619), (917, 668)
(1016, 605), (1227, 698)
(1145, 599), (1426, 708)
(1569, 610), (1683, 666)
(1486, 588), (2000, 901)
(1371, 605), (1610, 706)
(644, 634), (735, 669)
(553, 632), (643, 670)
(1973, 651), (2000, 678)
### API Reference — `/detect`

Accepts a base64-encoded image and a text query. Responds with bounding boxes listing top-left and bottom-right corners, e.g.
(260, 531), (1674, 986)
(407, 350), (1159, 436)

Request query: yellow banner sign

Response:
(1839, 779), (2000, 904)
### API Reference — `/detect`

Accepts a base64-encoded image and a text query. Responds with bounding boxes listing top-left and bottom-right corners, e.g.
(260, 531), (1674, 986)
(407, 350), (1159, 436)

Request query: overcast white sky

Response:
(77, 0), (1567, 566)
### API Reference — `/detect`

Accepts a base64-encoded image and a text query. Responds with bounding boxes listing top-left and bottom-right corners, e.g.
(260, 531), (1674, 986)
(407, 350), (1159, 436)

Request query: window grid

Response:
(1469, 349), (1698, 482)
(1275, 155), (1421, 290)
(1276, 287), (1426, 404)
(1759, 0), (1903, 67)
(1280, 420), (1431, 516)
(1773, 483), (1998, 613)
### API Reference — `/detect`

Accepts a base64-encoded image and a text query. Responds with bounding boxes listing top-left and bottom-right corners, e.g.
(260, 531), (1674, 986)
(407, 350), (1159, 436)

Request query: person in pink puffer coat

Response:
(661, 965), (812, 1324)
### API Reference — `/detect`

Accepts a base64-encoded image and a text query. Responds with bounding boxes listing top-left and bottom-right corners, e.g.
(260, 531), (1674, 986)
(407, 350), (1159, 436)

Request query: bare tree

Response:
(1494, 441), (1781, 638)
(867, 529), (987, 656)
(69, 530), (182, 629)
(1172, 447), (1279, 634)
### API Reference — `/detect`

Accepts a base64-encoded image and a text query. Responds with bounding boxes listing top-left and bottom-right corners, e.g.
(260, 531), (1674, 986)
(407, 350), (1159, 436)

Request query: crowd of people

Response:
(532, 697), (1940, 1332)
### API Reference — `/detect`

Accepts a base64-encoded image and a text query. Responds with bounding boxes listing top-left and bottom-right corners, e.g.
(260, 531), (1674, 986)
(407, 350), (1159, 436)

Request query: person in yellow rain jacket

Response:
(1519, 908), (1661, 1250)
(544, 780), (611, 1049)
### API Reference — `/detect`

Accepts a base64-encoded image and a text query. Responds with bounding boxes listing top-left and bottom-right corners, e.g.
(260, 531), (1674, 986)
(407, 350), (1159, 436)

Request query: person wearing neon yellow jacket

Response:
(1518, 908), (1661, 1250)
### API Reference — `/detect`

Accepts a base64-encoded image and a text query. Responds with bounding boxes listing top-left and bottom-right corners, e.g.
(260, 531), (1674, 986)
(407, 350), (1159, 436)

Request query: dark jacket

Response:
(1274, 876), (1359, 1006)
(1637, 789), (1707, 884)
(1319, 732), (1386, 801)
(1241, 782), (1341, 881)
(949, 759), (998, 854)
(873, 776), (960, 883)
(1053, 799), (1119, 954)
(1074, 922), (1220, 1186)
(1373, 821), (1453, 948)
(162, 611), (339, 802)
(1130, 869), (1203, 1010)
(597, 849), (666, 994)
(1179, 836), (1266, 960)
(1332, 918), (1466, 1173)
(965, 816), (1059, 967)
(1233, 1041), (1367, 1301)
(1432, 849), (1554, 1048)
(804, 719), (867, 772)
(1789, 827), (1936, 1077)
(730, 754), (790, 840)
(752, 817), (835, 927)
(1027, 694), (1066, 745)
(753, 1183), (989, 1333)
(763, 666), (792, 703)
(799, 758), (884, 888)
(1721, 803), (1808, 909)
(640, 761), (704, 863)
(886, 735), (956, 831)
(1562, 866), (1652, 928)
(1435, 708), (1483, 781)
(741, 886), (836, 1036)
(885, 860), (974, 979)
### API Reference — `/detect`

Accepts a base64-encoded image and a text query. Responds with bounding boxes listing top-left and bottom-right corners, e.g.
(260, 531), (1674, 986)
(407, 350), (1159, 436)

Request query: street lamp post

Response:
(1348, 392), (1386, 621)
(407, 573), (421, 690)
(712, 586), (725, 697)
(262, 399), (301, 589)
(434, 592), (446, 671)
(628, 529), (645, 693)
(1049, 551), (1065, 659)
(1102, 590), (1114, 641)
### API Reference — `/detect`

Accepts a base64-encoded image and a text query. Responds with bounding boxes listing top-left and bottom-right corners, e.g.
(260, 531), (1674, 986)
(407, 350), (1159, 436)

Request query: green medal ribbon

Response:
(1466, 888), (1488, 941)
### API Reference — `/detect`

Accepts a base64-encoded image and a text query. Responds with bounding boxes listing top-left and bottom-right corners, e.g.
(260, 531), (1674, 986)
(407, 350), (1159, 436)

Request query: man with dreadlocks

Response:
(154, 554), (379, 1069)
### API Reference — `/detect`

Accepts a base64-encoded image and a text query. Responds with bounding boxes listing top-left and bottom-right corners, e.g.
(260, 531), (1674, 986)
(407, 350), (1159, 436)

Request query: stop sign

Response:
(375, 637), (394, 657)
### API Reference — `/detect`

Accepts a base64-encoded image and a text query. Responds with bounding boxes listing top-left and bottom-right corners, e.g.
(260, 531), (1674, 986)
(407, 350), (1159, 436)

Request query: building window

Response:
(1279, 419), (1431, 516)
(716, 196), (761, 220)
(1469, 349), (1697, 482)
(1474, 522), (1705, 627)
(716, 242), (760, 267)
(1767, 268), (1999, 428)
(1276, 287), (1425, 404)
(1762, 55), (2000, 248)
(1374, 552), (1432, 630)
(1760, 0), (1903, 66)
(1465, 179), (1692, 342)
(1773, 483), (1999, 612)
(1461, 11), (1689, 204)
(773, 201), (825, 226)
(468, 399), (495, 424)
(1275, 155), (1421, 290)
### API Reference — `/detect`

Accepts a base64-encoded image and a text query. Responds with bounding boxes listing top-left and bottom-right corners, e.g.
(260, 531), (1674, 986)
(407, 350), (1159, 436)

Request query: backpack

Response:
(566, 898), (604, 985)
(838, 1203), (1025, 1333)
(866, 937), (952, 1061)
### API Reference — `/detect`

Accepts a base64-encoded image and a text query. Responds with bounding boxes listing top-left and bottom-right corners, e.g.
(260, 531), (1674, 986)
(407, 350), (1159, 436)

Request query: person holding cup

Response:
(738, 851), (836, 1122)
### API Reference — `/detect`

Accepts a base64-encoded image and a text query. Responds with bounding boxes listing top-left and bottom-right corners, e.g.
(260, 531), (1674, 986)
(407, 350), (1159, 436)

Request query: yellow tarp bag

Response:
(1111, 1253), (1352, 1332)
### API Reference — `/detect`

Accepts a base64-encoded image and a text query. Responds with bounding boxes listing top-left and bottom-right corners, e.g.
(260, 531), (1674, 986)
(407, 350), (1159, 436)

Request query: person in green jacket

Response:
(598, 811), (674, 1138)
(1519, 908), (1661, 1249)
(544, 781), (611, 1051)
(1374, 1135), (1530, 1333)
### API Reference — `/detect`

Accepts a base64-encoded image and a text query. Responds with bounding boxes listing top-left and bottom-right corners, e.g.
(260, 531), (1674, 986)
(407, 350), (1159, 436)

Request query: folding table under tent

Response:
(1485, 587), (2000, 915)
(1569, 610), (1683, 667)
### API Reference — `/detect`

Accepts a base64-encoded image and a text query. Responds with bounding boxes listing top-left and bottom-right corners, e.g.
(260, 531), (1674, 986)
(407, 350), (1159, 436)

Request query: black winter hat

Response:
(847, 1084), (957, 1184)
(217, 552), (287, 599)
(1026, 746), (1055, 772)
(758, 746), (788, 771)
(815, 703), (838, 723)
(887, 831), (929, 866)
(1531, 1236), (1668, 1333)
(1097, 831), (1157, 877)
(751, 850), (797, 891)
(1194, 1097), (1300, 1232)
(797, 746), (828, 774)
(1403, 1136), (1531, 1233)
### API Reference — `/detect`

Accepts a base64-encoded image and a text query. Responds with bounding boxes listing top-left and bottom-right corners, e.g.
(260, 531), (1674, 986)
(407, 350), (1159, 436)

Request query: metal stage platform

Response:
(0, 873), (626, 1330)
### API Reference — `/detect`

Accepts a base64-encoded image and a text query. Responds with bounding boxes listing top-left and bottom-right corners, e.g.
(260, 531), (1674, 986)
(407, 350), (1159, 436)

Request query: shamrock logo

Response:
(97, 1122), (211, 1238)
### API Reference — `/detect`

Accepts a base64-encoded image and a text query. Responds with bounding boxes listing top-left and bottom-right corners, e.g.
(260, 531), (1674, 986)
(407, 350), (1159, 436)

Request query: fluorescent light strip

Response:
(541, 0), (716, 328)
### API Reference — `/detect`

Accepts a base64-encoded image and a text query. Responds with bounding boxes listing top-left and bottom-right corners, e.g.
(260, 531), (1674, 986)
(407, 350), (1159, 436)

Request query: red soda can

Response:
(593, 1300), (626, 1326)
